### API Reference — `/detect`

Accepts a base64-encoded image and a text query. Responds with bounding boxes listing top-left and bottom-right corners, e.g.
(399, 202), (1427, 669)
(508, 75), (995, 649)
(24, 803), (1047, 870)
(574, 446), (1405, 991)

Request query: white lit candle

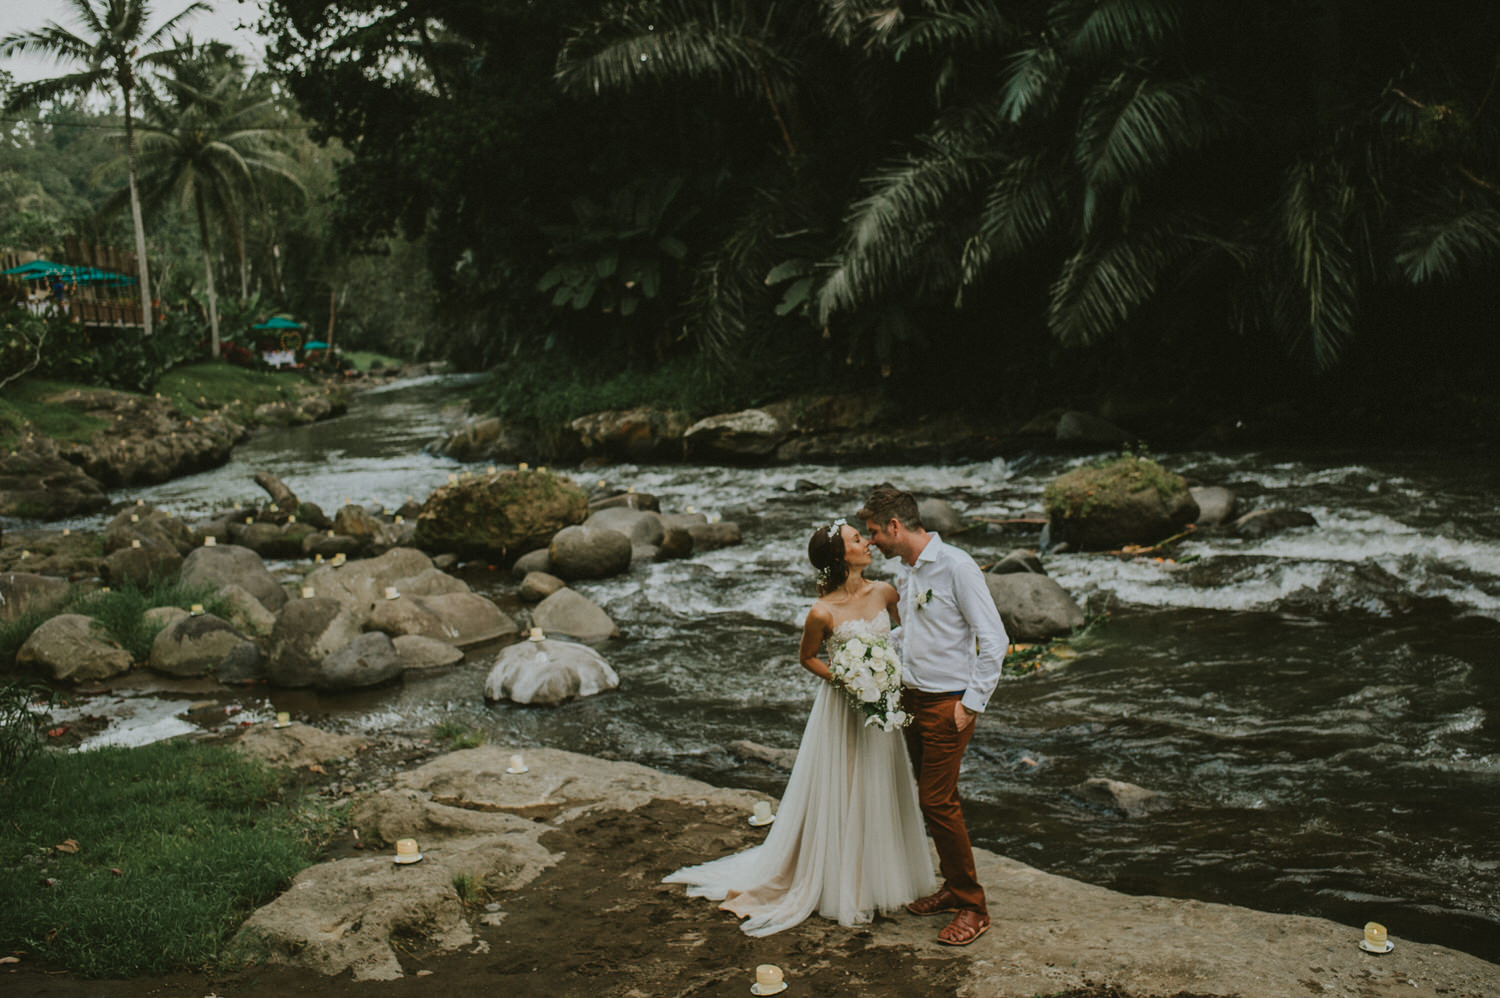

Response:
(518, 462), (529, 471)
(384, 586), (400, 600)
(528, 627), (545, 642)
(275, 711), (291, 727)
(509, 753), (527, 773)
(301, 586), (315, 598)
(190, 603), (204, 615)
(130, 513), (140, 522)
(204, 536), (216, 546)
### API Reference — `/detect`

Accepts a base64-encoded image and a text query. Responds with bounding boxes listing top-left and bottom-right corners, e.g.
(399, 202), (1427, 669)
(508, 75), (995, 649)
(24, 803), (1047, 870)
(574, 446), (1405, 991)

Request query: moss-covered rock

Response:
(414, 469), (587, 559)
(1042, 454), (1198, 551)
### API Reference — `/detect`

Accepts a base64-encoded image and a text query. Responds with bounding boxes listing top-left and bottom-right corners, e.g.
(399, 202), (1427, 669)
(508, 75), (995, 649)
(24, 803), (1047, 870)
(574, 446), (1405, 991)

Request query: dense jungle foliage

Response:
(6, 1), (1499, 433)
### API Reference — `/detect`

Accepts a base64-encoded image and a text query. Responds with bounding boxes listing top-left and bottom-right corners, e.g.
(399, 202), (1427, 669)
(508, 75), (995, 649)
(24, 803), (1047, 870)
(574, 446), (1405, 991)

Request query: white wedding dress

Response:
(663, 613), (934, 936)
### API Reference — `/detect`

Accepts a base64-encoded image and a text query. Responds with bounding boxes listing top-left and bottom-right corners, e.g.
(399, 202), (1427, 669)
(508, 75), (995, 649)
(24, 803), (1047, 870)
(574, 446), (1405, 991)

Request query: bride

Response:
(663, 518), (934, 935)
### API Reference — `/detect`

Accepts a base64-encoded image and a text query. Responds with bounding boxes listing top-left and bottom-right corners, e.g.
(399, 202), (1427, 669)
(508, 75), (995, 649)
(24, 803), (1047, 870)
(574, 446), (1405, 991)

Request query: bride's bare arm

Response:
(798, 603), (835, 681)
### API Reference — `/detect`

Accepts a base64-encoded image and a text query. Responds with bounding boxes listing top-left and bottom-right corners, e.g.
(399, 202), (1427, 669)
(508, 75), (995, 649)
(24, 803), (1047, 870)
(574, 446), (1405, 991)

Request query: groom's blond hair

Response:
(858, 487), (922, 530)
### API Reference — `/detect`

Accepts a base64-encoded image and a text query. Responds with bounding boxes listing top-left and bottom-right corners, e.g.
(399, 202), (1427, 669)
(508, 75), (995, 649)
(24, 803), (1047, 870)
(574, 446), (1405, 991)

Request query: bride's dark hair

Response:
(808, 521), (848, 596)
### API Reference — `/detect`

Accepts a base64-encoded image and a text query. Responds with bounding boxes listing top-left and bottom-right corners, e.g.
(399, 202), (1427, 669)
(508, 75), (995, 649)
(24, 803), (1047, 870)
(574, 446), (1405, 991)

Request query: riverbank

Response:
(4, 735), (1496, 998)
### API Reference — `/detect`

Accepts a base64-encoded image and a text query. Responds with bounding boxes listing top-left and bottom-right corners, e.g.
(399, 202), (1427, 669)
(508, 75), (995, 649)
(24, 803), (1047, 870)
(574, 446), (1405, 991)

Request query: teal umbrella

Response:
(252, 316), (302, 330)
(302, 340), (330, 350)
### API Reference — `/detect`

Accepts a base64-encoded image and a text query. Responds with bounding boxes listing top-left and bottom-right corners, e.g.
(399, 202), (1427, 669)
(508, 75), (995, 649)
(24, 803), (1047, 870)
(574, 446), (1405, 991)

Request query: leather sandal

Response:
(906, 888), (962, 917)
(937, 909), (990, 946)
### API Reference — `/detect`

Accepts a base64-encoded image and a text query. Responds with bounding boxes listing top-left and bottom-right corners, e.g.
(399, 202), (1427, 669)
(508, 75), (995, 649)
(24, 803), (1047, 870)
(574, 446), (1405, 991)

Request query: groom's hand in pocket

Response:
(953, 701), (976, 732)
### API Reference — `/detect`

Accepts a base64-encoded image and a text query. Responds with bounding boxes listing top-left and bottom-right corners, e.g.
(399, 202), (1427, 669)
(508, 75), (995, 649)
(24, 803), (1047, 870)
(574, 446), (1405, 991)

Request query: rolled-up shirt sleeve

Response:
(952, 557), (1008, 713)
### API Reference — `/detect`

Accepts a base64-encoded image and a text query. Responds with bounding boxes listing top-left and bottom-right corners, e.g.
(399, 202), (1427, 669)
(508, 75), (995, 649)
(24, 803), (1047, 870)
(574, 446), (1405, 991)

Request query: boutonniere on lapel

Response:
(916, 588), (934, 611)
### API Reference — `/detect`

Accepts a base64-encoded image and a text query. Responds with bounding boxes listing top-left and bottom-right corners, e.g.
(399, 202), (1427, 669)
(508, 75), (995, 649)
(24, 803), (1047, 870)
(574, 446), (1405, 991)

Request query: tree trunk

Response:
(195, 189), (221, 358)
(122, 84), (155, 337)
(327, 285), (338, 348)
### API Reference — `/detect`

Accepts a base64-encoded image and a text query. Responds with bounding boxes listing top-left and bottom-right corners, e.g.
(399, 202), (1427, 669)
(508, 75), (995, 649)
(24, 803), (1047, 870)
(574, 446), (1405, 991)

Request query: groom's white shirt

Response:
(897, 532), (1008, 714)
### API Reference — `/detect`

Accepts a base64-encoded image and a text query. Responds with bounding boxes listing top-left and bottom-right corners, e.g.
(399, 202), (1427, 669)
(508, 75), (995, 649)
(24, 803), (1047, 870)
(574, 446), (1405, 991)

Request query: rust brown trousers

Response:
(901, 688), (986, 915)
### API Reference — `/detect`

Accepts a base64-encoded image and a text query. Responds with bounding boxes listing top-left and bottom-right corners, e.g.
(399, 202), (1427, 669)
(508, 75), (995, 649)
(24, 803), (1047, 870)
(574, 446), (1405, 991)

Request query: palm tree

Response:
(121, 57), (303, 358)
(1, 0), (208, 338)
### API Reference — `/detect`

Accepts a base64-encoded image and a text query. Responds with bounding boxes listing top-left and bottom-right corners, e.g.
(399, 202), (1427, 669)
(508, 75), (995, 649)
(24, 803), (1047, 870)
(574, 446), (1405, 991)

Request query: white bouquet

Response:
(827, 633), (910, 732)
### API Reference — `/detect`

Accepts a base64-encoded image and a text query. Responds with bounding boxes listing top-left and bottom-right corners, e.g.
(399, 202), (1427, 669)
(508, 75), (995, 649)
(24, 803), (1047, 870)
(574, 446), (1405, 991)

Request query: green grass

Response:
(341, 349), (406, 372)
(0, 579), (230, 668)
(0, 740), (329, 976)
(0, 377), (112, 450)
(153, 361), (313, 419)
(433, 721), (487, 750)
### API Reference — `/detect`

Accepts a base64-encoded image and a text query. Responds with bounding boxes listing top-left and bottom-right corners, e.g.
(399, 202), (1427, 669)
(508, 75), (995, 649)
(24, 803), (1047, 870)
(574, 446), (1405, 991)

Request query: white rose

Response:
(845, 638), (866, 659)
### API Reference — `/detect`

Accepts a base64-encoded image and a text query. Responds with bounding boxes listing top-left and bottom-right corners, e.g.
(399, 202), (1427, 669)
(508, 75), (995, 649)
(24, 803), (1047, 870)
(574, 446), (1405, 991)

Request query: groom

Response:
(860, 486), (1007, 947)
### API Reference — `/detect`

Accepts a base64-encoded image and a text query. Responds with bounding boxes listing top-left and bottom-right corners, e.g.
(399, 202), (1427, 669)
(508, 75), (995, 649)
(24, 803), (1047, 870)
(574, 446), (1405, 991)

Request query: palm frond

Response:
(1280, 158), (1357, 368)
(998, 43), (1066, 123)
(817, 137), (997, 322)
(820, 0), (911, 49)
(1074, 72), (1224, 229)
(1, 68), (109, 110)
(555, 0), (771, 102)
(1392, 200), (1500, 284)
(140, 1), (211, 50)
(890, 1), (1018, 61)
(960, 153), (1065, 291)
(1046, 214), (1199, 347)
(1057, 0), (1181, 64)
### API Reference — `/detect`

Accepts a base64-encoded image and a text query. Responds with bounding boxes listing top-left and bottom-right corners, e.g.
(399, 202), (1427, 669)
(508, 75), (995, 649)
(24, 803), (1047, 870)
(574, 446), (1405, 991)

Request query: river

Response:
(44, 375), (1500, 963)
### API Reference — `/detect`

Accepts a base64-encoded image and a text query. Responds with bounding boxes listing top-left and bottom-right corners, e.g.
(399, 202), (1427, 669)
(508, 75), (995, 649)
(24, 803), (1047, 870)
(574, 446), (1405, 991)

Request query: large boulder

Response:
(415, 469), (588, 558)
(548, 524), (632, 581)
(316, 631), (404, 691)
(483, 638), (619, 706)
(584, 507), (664, 548)
(300, 549), (471, 615)
(101, 539), (184, 588)
(332, 504), (385, 547)
(984, 573), (1086, 642)
(0, 437), (110, 518)
(392, 634), (465, 671)
(991, 549), (1045, 575)
(149, 613), (260, 679)
(511, 548), (552, 578)
(683, 406), (791, 461)
(103, 505), (195, 554)
(266, 598), (366, 687)
(365, 592), (517, 647)
(1071, 778), (1174, 819)
(687, 521), (742, 551)
(0, 572), (72, 621)
(214, 583), (278, 638)
(518, 571), (566, 603)
(1056, 410), (1131, 445)
(17, 613), (133, 683)
(1189, 486), (1238, 527)
(568, 407), (690, 461)
(180, 544), (288, 613)
(531, 589), (619, 642)
(1043, 455), (1198, 551)
(918, 497), (963, 535)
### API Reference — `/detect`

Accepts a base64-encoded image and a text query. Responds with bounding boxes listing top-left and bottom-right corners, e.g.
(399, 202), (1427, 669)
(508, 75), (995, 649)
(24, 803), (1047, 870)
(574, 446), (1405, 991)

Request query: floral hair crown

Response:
(815, 518), (847, 585)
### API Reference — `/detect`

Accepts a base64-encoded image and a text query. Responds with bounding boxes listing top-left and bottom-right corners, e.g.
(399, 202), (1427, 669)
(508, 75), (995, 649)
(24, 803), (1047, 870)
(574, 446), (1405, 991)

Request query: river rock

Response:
(657, 524), (693, 559)
(519, 571), (566, 603)
(687, 521), (742, 551)
(483, 639), (619, 706)
(0, 437), (110, 518)
(437, 414), (532, 463)
(0, 572), (72, 621)
(683, 406), (791, 461)
(144, 605), (189, 628)
(729, 739), (798, 771)
(214, 583), (277, 637)
(103, 504), (195, 554)
(415, 469), (588, 558)
(511, 548), (552, 578)
(1044, 456), (1198, 551)
(568, 407), (689, 461)
(303, 531), (364, 558)
(17, 613), (134, 683)
(991, 549), (1045, 575)
(585, 506), (665, 548)
(1232, 508), (1317, 539)
(1056, 410), (1131, 445)
(302, 548), (449, 607)
(332, 504), (385, 547)
(918, 498), (964, 535)
(1071, 778), (1174, 818)
(181, 544), (288, 613)
(149, 613), (260, 678)
(365, 592), (517, 647)
(588, 491), (661, 513)
(659, 511), (707, 530)
(266, 598), (366, 687)
(984, 573), (1086, 641)
(531, 588), (619, 642)
(393, 634), (465, 671)
(316, 631), (403, 690)
(548, 524), (632, 581)
(101, 539), (184, 587)
(53, 389), (243, 486)
(1189, 486), (1238, 527)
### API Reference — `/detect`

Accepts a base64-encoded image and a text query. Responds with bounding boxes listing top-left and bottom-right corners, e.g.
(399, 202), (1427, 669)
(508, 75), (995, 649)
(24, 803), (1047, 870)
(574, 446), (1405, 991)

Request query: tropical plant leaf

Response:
(1392, 202), (1500, 284)
(1280, 158), (1357, 368)
(1046, 216), (1198, 347)
(765, 258), (813, 285)
(775, 275), (813, 315)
